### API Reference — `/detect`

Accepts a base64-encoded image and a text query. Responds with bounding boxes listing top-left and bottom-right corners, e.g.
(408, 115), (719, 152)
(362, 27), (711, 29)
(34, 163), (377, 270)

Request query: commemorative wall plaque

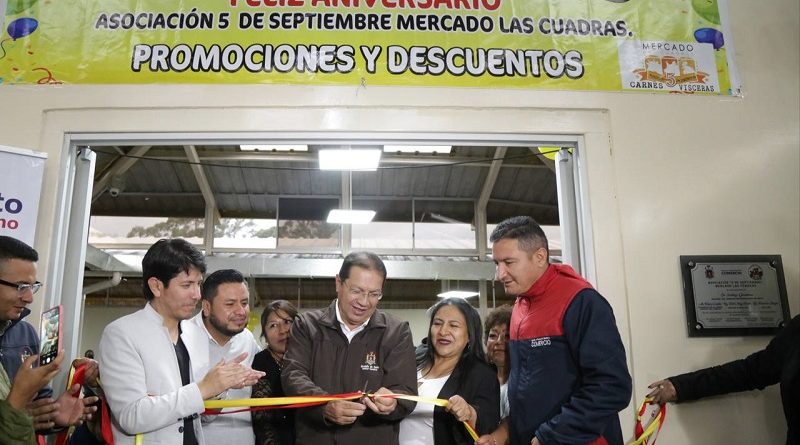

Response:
(680, 255), (790, 337)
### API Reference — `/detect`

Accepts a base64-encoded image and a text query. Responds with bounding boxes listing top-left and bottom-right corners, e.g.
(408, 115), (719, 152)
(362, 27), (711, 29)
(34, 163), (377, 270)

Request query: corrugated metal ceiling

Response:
(86, 143), (559, 306)
(91, 144), (558, 224)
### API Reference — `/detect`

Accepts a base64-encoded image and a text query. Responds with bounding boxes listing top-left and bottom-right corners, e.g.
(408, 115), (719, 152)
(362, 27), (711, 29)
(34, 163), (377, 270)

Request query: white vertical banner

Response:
(0, 145), (47, 245)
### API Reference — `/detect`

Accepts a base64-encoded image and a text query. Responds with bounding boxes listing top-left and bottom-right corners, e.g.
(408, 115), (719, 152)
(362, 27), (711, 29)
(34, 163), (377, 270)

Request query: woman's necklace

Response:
(270, 350), (284, 371)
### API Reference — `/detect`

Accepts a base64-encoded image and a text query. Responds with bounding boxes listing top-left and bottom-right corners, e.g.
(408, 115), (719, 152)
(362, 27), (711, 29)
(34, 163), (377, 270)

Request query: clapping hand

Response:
(198, 352), (265, 399)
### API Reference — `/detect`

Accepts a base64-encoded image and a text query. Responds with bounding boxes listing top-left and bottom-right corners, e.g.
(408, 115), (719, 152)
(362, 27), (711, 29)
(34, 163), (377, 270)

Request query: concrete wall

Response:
(2, 1), (798, 443)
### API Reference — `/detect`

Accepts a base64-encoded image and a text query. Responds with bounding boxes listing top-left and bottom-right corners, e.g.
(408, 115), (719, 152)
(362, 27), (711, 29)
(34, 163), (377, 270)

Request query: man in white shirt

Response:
(183, 268), (262, 445)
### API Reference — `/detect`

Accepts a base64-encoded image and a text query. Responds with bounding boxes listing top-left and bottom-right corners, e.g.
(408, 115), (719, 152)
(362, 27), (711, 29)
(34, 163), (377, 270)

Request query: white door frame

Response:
(38, 106), (631, 427)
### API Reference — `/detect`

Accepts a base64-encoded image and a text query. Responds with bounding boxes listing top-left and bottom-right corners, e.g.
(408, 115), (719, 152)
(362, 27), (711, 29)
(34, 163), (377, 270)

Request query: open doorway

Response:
(48, 133), (592, 357)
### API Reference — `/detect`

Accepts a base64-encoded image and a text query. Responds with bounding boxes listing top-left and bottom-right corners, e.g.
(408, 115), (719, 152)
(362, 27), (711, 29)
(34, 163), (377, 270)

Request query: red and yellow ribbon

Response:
(379, 393), (479, 441)
(628, 397), (667, 445)
(132, 391), (479, 443)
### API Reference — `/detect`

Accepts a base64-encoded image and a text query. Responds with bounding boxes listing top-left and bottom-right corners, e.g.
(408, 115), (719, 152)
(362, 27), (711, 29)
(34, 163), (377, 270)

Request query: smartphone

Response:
(39, 305), (62, 366)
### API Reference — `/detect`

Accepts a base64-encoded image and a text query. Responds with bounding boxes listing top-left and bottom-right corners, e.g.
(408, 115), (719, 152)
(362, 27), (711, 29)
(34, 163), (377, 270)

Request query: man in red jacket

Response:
(488, 217), (631, 445)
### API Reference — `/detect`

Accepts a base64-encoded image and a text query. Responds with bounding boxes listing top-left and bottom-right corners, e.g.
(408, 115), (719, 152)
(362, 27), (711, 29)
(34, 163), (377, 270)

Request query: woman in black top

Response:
(251, 300), (298, 445)
(400, 298), (500, 445)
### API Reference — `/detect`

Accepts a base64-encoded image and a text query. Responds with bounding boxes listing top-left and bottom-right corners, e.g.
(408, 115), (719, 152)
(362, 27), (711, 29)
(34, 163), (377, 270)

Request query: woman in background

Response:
(252, 300), (298, 445)
(474, 305), (513, 445)
(484, 305), (512, 419)
(399, 298), (500, 445)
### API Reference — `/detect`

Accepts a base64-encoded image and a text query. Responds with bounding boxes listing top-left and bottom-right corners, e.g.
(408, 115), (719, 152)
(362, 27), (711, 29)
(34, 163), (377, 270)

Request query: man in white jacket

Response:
(183, 269), (262, 445)
(99, 239), (263, 445)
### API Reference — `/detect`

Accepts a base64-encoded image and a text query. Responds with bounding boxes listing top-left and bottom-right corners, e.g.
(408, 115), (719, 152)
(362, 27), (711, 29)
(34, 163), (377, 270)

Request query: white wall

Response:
(386, 309), (432, 347)
(1, 1), (797, 443)
(80, 306), (139, 355)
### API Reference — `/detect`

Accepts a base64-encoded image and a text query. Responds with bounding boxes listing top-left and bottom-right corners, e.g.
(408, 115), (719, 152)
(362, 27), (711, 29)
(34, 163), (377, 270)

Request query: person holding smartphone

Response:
(1, 350), (66, 444)
(0, 236), (98, 434)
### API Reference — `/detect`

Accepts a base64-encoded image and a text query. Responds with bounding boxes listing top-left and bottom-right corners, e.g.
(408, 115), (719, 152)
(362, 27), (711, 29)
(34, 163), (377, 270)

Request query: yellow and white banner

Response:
(0, 0), (739, 95)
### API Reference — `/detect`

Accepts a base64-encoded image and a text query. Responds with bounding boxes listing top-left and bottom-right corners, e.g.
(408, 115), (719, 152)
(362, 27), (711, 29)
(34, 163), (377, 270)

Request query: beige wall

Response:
(80, 306), (139, 355)
(2, 1), (798, 443)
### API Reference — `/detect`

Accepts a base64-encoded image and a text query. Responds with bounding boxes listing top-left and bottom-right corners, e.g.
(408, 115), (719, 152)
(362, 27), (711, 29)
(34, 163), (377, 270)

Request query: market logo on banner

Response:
(618, 40), (720, 93)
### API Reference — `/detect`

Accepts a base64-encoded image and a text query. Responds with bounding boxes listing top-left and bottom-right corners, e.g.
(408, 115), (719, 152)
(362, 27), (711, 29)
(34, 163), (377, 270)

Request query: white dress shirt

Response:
(182, 312), (262, 445)
(334, 299), (371, 343)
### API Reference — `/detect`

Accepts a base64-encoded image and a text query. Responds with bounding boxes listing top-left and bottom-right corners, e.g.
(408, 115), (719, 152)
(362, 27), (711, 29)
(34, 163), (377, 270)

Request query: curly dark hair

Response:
(484, 305), (512, 343)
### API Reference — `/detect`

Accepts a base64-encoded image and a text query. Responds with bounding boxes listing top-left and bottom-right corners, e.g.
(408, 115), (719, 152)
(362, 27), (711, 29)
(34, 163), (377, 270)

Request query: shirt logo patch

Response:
(361, 351), (379, 371)
(530, 337), (551, 348)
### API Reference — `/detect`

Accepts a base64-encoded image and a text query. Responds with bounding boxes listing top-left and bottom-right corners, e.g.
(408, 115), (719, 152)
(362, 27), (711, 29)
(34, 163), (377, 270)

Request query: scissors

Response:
(360, 381), (371, 402)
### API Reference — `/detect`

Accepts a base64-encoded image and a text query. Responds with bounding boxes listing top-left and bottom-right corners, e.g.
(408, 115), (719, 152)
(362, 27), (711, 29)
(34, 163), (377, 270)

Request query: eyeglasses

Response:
(342, 280), (382, 300)
(0, 278), (43, 295)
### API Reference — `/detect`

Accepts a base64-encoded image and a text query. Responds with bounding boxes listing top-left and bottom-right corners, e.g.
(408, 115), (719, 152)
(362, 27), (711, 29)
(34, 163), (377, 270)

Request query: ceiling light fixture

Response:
(240, 144), (308, 152)
(326, 209), (376, 224)
(437, 290), (479, 299)
(319, 149), (381, 171)
(383, 145), (452, 154)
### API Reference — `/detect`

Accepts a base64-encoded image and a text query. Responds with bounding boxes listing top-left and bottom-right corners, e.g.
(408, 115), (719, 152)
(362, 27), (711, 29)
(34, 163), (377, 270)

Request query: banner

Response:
(0, 145), (47, 245)
(0, 0), (740, 95)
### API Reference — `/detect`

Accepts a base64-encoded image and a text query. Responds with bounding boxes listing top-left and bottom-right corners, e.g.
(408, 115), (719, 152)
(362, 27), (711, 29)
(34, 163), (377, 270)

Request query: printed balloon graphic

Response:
(692, 0), (721, 25)
(694, 28), (724, 50)
(5, 0), (40, 16)
(7, 17), (39, 40)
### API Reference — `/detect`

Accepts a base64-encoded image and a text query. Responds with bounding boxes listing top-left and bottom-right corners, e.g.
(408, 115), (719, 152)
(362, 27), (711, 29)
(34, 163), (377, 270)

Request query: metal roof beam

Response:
(476, 146), (506, 316)
(530, 147), (556, 172)
(143, 150), (548, 169)
(92, 145), (151, 202)
(487, 198), (558, 211)
(477, 147), (507, 214)
(184, 145), (219, 213)
(184, 145), (221, 253)
(84, 244), (137, 272)
(476, 146), (506, 257)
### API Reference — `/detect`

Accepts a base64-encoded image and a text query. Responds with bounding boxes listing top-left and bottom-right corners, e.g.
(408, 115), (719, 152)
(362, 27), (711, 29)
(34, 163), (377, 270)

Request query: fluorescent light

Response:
(383, 145), (452, 154)
(240, 144), (308, 152)
(319, 149), (381, 171)
(437, 291), (479, 299)
(326, 209), (376, 224)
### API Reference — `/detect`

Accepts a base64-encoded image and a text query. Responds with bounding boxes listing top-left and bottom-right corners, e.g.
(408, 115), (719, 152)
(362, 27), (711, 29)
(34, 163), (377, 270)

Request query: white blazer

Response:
(98, 304), (206, 445)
